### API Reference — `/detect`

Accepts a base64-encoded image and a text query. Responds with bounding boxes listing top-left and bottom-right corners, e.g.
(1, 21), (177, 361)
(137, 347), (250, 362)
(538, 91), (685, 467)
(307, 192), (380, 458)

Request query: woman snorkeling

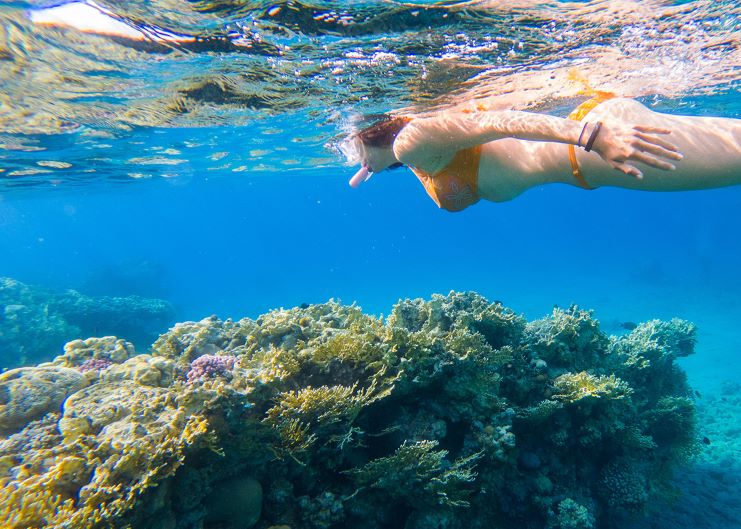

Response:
(29, 0), (739, 208)
(342, 95), (741, 212)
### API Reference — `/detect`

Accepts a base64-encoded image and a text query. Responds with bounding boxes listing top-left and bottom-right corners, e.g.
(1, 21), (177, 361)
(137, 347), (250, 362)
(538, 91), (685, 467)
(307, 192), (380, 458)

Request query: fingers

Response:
(634, 139), (683, 161)
(631, 151), (676, 171)
(611, 161), (643, 179)
(635, 132), (682, 156)
(634, 125), (672, 134)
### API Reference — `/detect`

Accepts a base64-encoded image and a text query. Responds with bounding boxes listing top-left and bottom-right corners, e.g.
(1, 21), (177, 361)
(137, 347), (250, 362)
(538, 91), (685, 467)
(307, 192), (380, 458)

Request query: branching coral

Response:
(265, 382), (387, 455)
(608, 318), (696, 409)
(344, 440), (480, 508)
(552, 372), (633, 403)
(388, 291), (525, 349)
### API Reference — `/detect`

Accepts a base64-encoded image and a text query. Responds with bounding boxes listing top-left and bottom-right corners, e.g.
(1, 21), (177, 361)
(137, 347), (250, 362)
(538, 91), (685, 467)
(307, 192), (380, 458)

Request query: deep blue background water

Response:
(2, 121), (740, 388)
(2, 129), (740, 311)
(1, 135), (738, 319)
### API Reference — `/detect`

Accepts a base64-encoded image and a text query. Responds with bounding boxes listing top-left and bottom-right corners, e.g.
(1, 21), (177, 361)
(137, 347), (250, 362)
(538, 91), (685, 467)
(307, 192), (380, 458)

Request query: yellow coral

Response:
(0, 481), (76, 529)
(312, 330), (389, 367)
(1, 383), (212, 529)
(58, 416), (91, 442)
(265, 382), (388, 455)
(53, 336), (134, 367)
(553, 372), (633, 403)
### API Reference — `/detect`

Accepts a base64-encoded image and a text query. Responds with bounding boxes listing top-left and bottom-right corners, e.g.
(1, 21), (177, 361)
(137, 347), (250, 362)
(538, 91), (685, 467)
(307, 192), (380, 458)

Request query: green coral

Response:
(344, 440), (480, 508)
(525, 306), (607, 370)
(556, 498), (595, 529)
(598, 459), (649, 512)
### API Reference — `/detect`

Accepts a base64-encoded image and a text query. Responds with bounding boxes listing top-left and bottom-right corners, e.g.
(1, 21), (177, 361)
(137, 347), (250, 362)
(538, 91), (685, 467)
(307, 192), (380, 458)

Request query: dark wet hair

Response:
(354, 115), (412, 149)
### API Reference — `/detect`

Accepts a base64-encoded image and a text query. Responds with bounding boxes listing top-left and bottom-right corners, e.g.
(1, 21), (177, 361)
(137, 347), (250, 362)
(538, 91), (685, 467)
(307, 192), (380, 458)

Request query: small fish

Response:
(620, 321), (638, 330)
(299, 302), (310, 309)
(695, 390), (702, 399)
(702, 436), (711, 445)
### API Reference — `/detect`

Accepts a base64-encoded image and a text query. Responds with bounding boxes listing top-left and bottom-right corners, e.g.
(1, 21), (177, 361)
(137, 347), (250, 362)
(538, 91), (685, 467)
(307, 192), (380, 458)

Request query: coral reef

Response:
(0, 278), (77, 368)
(0, 292), (699, 529)
(0, 276), (176, 368)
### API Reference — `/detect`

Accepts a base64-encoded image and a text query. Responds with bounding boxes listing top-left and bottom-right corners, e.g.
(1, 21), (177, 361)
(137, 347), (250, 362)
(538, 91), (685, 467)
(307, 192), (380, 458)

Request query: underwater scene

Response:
(0, 0), (740, 528)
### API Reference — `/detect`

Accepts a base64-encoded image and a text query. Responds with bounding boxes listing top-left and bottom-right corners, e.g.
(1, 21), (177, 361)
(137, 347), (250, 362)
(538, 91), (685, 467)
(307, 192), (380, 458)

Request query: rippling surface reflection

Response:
(0, 0), (738, 188)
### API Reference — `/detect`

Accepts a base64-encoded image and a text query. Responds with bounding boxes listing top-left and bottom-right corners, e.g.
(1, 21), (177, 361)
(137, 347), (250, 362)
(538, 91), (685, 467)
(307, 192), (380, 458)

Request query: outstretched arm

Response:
(393, 109), (683, 178)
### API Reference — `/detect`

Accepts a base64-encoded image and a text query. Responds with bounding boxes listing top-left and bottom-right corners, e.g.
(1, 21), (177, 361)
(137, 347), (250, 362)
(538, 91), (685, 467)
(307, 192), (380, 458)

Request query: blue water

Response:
(2, 125), (738, 317)
(2, 119), (740, 391)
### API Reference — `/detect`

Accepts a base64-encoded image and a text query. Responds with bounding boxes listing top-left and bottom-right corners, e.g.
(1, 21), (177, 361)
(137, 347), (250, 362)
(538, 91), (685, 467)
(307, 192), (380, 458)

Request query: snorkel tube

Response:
(348, 164), (372, 188)
(340, 135), (373, 188)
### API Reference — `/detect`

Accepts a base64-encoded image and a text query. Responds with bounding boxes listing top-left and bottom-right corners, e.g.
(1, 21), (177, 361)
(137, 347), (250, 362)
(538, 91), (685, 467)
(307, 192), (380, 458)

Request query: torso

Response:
(477, 98), (741, 202)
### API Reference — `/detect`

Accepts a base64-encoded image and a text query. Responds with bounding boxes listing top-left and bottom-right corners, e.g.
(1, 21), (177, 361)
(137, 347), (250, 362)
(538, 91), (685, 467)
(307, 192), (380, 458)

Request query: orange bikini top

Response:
(409, 145), (482, 212)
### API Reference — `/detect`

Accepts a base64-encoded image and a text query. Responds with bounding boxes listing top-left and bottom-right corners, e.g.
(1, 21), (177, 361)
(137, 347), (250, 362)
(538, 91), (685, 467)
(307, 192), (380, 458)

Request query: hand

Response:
(588, 122), (683, 179)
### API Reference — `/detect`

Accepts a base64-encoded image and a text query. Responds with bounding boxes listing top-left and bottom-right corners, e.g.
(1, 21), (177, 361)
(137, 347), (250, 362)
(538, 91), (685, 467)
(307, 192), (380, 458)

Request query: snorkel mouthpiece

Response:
(349, 165), (372, 188)
(340, 135), (372, 187)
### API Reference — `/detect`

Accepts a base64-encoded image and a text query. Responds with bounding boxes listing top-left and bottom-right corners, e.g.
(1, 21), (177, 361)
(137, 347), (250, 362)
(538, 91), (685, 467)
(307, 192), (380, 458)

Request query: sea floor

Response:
(623, 386), (741, 529)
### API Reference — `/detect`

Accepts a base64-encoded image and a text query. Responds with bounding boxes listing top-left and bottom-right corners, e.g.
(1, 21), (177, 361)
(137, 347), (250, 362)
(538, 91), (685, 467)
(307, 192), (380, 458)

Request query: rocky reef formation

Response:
(0, 277), (176, 367)
(0, 292), (699, 529)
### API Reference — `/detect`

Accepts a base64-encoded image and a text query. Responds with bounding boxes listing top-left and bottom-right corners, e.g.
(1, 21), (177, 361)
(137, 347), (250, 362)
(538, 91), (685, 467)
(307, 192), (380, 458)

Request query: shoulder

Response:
(393, 118), (458, 173)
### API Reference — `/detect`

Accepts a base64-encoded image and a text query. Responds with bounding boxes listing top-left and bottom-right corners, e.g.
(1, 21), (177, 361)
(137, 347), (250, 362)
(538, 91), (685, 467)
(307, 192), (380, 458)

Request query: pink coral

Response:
(78, 358), (113, 372)
(186, 354), (236, 383)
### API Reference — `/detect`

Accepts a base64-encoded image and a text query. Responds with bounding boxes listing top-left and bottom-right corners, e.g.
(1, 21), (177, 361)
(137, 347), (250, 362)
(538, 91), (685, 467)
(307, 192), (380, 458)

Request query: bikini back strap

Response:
(567, 92), (615, 190)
